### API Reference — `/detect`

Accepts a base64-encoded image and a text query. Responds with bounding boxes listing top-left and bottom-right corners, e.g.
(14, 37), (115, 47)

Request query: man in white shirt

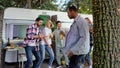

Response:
(53, 21), (69, 68)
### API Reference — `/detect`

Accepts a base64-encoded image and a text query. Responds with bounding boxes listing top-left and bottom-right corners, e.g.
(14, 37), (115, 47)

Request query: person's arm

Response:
(49, 33), (53, 39)
(26, 26), (33, 39)
(26, 25), (39, 39)
(70, 20), (88, 55)
(38, 32), (44, 40)
(43, 29), (51, 48)
(33, 35), (39, 39)
(33, 29), (40, 39)
(43, 36), (51, 48)
(52, 29), (56, 36)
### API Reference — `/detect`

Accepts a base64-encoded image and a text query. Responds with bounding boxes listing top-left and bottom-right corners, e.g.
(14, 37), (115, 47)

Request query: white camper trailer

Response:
(2, 7), (93, 63)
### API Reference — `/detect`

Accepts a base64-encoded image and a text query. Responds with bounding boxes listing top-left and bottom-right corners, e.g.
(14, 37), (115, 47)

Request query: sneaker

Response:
(66, 65), (69, 68)
(56, 65), (62, 68)
(48, 66), (52, 68)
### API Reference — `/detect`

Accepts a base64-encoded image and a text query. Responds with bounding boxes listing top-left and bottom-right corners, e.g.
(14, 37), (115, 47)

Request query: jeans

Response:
(39, 44), (54, 67)
(68, 55), (84, 68)
(25, 46), (41, 68)
(85, 46), (92, 65)
(56, 46), (69, 65)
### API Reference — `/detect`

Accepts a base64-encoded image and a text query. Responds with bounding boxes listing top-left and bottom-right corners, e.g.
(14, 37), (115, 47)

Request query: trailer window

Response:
(13, 25), (28, 39)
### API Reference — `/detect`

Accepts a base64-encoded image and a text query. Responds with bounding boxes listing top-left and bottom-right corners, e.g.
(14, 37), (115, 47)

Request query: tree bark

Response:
(92, 0), (120, 68)
(0, 10), (4, 68)
(26, 0), (31, 8)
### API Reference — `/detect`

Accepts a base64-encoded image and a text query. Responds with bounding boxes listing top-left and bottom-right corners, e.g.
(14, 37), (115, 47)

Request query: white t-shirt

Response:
(41, 27), (52, 45)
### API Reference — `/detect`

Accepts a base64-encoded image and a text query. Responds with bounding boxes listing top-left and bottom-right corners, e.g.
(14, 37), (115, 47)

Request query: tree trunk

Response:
(0, 10), (4, 68)
(26, 0), (31, 8)
(92, 0), (120, 68)
(117, 0), (120, 15)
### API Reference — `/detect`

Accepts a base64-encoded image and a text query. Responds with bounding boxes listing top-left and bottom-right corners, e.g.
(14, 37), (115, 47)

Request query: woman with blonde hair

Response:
(84, 17), (93, 67)
(39, 20), (54, 68)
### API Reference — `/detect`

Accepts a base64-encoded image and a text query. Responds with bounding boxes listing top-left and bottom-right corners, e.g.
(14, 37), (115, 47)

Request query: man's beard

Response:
(69, 16), (74, 19)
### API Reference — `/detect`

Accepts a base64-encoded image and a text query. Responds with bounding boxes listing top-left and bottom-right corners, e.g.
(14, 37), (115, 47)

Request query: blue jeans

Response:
(85, 46), (92, 65)
(39, 44), (54, 67)
(25, 46), (41, 68)
(69, 55), (84, 68)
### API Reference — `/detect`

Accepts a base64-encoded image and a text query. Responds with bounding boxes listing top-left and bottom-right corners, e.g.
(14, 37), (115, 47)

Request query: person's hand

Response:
(91, 41), (93, 44)
(48, 44), (52, 48)
(39, 33), (44, 39)
(60, 31), (65, 40)
(33, 35), (39, 39)
(49, 33), (53, 39)
(60, 31), (65, 36)
(68, 50), (73, 57)
(60, 34), (64, 40)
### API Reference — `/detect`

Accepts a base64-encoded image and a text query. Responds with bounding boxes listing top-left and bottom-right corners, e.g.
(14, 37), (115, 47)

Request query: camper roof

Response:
(4, 7), (73, 23)
(4, 7), (92, 23)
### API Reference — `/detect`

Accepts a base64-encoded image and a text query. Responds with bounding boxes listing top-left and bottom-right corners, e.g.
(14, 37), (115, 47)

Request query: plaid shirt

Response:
(23, 24), (39, 46)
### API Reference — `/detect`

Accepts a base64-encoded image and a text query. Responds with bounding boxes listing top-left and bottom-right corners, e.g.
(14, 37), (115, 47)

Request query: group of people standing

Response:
(23, 18), (55, 68)
(23, 5), (93, 68)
